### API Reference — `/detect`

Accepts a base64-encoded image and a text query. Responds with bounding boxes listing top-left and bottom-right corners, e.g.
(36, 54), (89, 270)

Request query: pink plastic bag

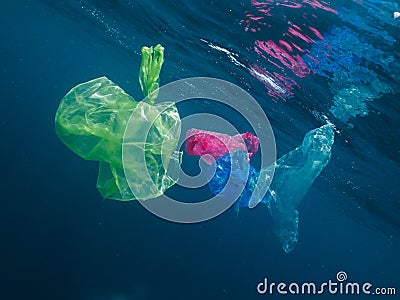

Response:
(185, 128), (259, 164)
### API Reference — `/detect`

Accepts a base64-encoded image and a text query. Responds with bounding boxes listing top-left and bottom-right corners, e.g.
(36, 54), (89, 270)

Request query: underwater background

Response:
(1, 0), (399, 299)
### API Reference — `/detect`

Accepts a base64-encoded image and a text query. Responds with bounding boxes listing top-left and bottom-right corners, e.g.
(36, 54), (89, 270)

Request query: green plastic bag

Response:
(55, 44), (182, 200)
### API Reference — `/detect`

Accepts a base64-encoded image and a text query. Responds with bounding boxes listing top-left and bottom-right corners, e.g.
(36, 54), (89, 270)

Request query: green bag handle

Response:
(139, 44), (164, 105)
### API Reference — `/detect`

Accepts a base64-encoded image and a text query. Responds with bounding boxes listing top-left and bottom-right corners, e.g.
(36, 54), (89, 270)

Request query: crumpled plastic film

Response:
(198, 125), (334, 253)
(206, 150), (266, 209)
(186, 128), (259, 164)
(122, 101), (181, 200)
(55, 44), (182, 200)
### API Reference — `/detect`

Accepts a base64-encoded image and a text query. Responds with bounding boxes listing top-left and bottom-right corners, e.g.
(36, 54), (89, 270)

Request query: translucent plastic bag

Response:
(206, 150), (262, 211)
(55, 44), (182, 200)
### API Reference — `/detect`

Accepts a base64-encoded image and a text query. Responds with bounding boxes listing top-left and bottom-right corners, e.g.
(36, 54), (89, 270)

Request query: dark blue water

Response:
(1, 1), (399, 299)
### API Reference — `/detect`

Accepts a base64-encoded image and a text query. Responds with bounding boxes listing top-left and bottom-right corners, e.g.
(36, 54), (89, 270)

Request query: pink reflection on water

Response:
(239, 0), (336, 100)
(287, 26), (315, 43)
(279, 40), (293, 52)
(308, 26), (324, 39)
(277, 2), (302, 9)
(291, 23), (302, 31)
(250, 0), (337, 13)
(291, 42), (304, 52)
(302, 0), (337, 14)
(240, 12), (267, 32)
(255, 40), (310, 77)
